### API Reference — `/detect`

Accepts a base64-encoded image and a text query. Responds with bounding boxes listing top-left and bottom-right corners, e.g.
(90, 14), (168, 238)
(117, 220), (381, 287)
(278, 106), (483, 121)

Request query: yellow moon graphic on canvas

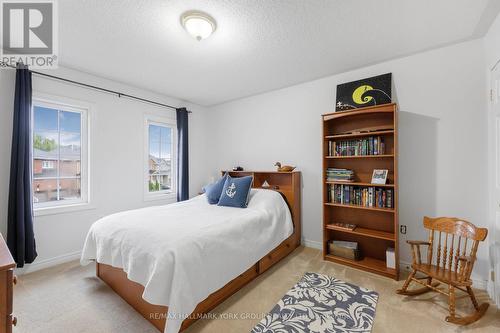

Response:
(352, 85), (374, 104)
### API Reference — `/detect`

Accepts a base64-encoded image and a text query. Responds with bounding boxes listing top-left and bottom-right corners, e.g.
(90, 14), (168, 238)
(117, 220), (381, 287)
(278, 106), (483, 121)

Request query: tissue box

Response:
(386, 247), (396, 269)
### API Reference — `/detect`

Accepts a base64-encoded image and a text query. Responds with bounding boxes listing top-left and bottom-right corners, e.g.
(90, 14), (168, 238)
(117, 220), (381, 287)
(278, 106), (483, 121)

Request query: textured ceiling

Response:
(58, 0), (499, 106)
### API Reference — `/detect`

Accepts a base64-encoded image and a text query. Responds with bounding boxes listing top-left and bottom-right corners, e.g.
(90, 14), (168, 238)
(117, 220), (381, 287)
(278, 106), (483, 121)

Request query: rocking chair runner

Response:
(396, 217), (489, 325)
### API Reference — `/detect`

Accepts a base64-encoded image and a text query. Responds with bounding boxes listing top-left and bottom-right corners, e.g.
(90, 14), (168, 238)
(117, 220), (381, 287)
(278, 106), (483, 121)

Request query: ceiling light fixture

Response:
(181, 11), (216, 41)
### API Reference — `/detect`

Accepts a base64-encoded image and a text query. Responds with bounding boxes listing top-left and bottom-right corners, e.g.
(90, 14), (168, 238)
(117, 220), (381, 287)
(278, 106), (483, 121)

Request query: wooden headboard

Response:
(222, 171), (301, 246)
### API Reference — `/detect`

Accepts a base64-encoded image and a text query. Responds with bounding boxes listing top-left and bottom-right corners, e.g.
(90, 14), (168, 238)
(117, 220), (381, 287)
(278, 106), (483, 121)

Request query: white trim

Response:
(302, 241), (490, 291)
(34, 202), (95, 216)
(143, 193), (177, 202)
(143, 114), (177, 202)
(487, 279), (499, 305)
(32, 93), (91, 213)
(302, 238), (322, 250)
(488, 66), (500, 303)
(15, 250), (81, 275)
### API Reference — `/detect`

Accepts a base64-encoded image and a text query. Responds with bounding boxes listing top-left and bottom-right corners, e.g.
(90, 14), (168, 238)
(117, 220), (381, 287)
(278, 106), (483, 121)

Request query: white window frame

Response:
(144, 115), (177, 201)
(32, 96), (90, 214)
(41, 160), (55, 169)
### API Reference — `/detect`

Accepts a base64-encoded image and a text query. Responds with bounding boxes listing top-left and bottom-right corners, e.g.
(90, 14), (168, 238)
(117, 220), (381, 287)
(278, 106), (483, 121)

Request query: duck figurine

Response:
(274, 162), (296, 172)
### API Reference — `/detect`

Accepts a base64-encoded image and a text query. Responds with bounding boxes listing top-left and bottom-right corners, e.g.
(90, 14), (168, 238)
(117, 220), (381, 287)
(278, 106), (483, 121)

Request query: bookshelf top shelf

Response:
(325, 130), (394, 140)
(322, 103), (397, 120)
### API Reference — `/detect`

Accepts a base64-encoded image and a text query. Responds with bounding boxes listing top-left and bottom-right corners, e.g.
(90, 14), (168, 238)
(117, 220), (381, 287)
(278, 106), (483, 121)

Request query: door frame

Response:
(488, 62), (500, 306)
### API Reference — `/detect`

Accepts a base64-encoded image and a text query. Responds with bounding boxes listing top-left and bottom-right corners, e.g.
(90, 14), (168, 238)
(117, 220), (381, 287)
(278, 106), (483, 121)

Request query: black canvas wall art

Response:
(335, 73), (392, 111)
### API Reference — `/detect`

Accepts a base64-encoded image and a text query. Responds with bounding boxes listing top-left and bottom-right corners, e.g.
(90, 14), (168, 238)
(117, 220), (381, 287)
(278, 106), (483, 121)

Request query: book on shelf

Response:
(326, 168), (355, 182)
(328, 136), (386, 156)
(329, 222), (356, 231)
(328, 184), (394, 209)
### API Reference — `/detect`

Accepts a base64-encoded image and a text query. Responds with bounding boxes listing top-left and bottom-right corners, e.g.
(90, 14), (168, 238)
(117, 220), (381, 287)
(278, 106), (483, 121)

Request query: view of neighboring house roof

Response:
(149, 155), (171, 176)
(33, 146), (81, 161)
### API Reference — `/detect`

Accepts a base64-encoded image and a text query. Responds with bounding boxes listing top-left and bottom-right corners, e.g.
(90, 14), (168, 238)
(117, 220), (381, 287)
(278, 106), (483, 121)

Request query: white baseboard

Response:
(15, 250), (81, 275)
(302, 238), (322, 250)
(487, 280), (498, 305)
(470, 279), (488, 292)
(302, 241), (490, 291)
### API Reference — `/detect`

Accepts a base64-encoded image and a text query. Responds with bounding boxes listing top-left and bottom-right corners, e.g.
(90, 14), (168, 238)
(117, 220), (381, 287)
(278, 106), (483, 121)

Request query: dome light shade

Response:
(181, 11), (216, 41)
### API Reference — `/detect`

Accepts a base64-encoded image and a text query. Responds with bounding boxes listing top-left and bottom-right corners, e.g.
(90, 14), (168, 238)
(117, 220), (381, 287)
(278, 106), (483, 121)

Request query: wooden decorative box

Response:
(328, 240), (360, 261)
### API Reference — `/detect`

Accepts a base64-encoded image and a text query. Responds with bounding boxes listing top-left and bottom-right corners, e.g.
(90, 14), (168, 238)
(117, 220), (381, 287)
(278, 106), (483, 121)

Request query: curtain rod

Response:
(0, 62), (192, 113)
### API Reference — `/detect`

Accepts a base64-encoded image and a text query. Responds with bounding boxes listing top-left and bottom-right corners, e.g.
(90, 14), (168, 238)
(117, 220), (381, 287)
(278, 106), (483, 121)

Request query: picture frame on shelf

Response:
(371, 169), (388, 185)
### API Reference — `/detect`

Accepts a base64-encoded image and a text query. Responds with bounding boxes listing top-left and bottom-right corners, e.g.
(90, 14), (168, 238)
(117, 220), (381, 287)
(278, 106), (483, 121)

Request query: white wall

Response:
(207, 39), (490, 284)
(484, 11), (500, 302)
(0, 66), (210, 273)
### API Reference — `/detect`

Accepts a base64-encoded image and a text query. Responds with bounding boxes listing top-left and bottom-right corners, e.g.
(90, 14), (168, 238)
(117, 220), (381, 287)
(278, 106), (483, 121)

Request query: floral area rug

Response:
(252, 272), (378, 333)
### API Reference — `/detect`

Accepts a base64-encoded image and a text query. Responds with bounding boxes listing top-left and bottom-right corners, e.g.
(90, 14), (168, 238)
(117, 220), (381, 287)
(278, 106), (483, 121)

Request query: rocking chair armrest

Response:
(406, 240), (431, 246)
(407, 241), (430, 265)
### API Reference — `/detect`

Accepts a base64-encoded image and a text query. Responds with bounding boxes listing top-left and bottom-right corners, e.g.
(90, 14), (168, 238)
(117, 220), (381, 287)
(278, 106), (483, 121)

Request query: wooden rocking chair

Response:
(396, 217), (489, 325)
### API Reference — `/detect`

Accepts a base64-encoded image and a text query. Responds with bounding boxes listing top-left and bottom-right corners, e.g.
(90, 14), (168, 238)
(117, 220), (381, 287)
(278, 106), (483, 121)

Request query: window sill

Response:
(144, 192), (177, 202)
(34, 202), (95, 217)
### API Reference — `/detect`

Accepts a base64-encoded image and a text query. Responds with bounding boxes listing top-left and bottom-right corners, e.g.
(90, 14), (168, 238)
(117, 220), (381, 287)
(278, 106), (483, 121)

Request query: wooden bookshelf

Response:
(322, 103), (399, 280)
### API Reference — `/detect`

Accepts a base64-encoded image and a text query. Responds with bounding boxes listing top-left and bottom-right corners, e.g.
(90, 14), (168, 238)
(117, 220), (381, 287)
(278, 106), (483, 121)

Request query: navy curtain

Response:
(176, 107), (189, 201)
(7, 64), (37, 267)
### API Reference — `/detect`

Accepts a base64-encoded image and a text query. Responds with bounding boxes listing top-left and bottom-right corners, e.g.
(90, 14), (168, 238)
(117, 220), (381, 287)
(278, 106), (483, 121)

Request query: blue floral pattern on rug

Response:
(252, 272), (378, 333)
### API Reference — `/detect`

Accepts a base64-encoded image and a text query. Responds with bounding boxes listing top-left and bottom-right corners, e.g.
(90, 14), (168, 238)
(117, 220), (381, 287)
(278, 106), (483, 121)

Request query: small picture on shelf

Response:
(371, 169), (388, 185)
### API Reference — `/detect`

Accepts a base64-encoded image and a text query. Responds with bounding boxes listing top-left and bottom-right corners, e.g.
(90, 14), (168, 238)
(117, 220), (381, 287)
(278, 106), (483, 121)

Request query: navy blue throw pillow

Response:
(203, 173), (228, 204)
(217, 175), (253, 208)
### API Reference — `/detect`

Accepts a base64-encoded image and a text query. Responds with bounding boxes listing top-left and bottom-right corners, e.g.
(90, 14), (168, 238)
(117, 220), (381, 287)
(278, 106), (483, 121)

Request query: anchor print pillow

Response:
(217, 175), (253, 208)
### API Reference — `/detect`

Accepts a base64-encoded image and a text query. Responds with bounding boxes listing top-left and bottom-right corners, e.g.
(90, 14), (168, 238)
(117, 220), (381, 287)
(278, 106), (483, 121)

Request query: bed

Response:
(81, 171), (301, 333)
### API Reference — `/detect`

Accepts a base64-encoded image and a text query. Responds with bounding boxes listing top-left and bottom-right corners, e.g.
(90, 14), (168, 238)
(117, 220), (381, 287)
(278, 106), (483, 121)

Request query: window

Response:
(32, 99), (88, 209)
(145, 116), (176, 199)
(41, 160), (54, 169)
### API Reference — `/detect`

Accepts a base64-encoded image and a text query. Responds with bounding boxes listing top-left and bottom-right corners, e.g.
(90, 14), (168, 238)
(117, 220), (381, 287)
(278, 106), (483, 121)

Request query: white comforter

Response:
(81, 189), (293, 333)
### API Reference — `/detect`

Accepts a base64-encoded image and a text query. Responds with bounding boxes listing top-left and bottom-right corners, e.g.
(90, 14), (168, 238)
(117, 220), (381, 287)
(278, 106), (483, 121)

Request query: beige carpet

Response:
(14, 247), (500, 333)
